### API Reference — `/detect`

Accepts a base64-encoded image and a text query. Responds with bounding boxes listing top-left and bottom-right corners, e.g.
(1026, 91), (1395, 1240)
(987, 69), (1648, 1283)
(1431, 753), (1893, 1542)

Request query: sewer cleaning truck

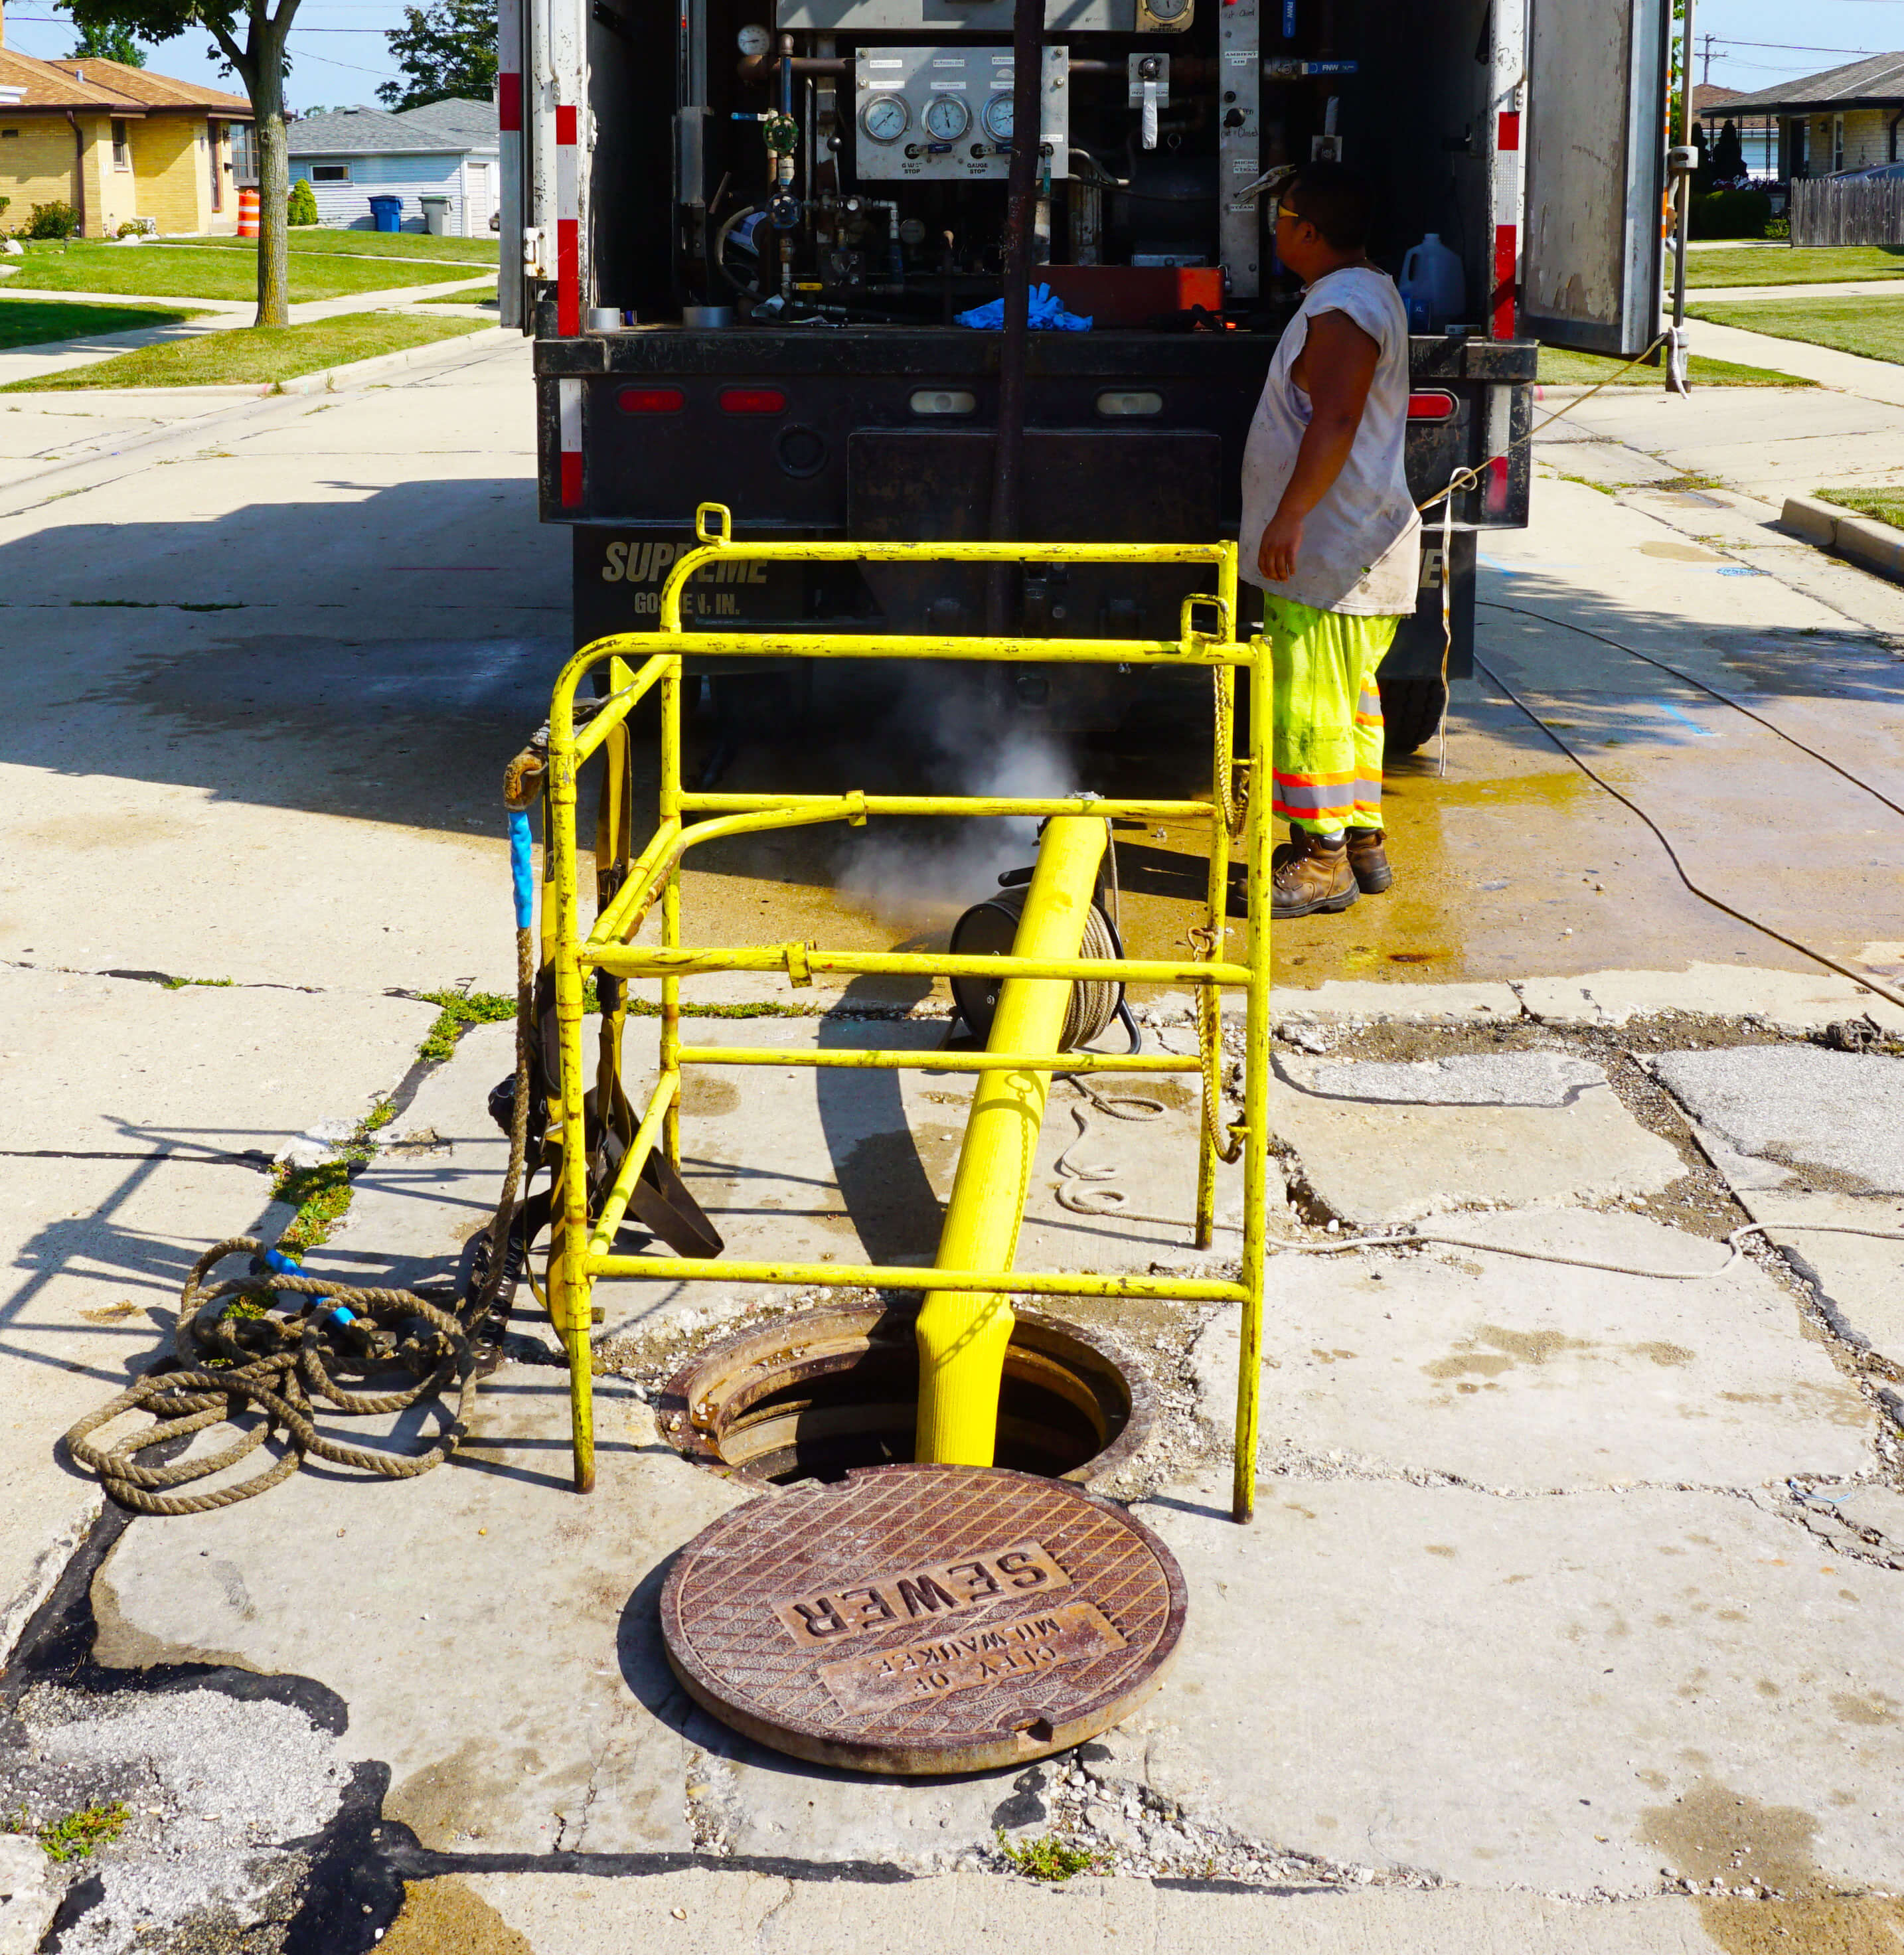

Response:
(499, 0), (1672, 751)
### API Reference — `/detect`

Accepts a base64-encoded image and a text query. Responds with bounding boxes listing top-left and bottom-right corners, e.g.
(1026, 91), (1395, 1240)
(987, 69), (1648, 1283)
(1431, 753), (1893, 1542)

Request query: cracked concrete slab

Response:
(0, 1150), (293, 1660)
(1279, 1052), (1606, 1107)
(0, 963), (434, 1156)
(1513, 965), (1904, 1036)
(1188, 1208), (1873, 1490)
(0, 969), (434, 1660)
(1131, 1472), (1904, 1894)
(11, 1686), (351, 1955)
(311, 1006), (1251, 1342)
(1729, 1190), (1904, 1371)
(1653, 1048), (1904, 1195)
(90, 1366), (738, 1857)
(1265, 1056), (1684, 1227)
(451, 1867), (1739, 1954)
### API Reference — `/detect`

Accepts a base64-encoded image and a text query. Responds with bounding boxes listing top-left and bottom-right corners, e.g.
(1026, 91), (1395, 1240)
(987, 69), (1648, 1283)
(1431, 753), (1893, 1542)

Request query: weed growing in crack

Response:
(161, 975), (235, 990)
(35, 1800), (129, 1863)
(414, 988), (518, 1065)
(995, 1828), (1104, 1881)
(270, 1156), (362, 1255)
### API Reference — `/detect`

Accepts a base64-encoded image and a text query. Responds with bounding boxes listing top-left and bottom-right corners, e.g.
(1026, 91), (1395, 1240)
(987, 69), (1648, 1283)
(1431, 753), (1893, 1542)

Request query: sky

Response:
(1, 0), (1900, 118)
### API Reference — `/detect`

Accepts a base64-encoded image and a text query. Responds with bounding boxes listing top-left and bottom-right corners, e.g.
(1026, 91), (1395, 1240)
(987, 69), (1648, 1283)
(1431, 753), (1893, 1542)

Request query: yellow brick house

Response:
(0, 11), (252, 238)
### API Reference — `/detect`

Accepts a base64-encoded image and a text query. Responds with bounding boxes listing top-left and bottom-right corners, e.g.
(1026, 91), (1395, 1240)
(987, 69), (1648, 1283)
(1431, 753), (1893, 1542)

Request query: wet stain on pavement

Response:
(1638, 1779), (1904, 1954)
(377, 1877), (533, 1955)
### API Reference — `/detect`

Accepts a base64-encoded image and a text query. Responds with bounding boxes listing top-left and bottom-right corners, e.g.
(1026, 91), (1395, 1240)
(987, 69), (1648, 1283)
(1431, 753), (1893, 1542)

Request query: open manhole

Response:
(657, 1304), (1152, 1488)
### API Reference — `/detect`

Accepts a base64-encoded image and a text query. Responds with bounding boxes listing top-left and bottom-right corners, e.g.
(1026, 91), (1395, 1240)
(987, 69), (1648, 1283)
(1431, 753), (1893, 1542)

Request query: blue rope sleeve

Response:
(510, 809), (536, 931)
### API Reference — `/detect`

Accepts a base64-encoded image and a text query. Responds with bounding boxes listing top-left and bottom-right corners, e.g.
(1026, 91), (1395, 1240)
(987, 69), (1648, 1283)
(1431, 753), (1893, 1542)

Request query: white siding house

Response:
(286, 100), (498, 236)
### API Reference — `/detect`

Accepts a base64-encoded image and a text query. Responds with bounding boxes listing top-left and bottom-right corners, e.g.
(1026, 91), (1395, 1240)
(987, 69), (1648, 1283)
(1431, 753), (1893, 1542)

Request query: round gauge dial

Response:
(736, 23), (771, 54)
(860, 94), (909, 143)
(981, 93), (1014, 142)
(922, 94), (971, 141)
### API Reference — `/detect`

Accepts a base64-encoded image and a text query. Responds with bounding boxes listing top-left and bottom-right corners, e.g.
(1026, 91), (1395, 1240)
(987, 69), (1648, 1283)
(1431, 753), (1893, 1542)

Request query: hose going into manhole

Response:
(914, 815), (1107, 1468)
(62, 826), (538, 1514)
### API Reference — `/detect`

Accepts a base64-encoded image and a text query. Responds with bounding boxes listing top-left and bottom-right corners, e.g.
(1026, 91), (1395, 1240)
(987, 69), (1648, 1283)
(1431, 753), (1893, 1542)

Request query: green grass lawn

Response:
(0, 309), (487, 392)
(173, 228), (499, 264)
(0, 294), (206, 349)
(1685, 244), (1904, 288)
(416, 282), (499, 305)
(1537, 345), (1812, 388)
(1690, 293), (1904, 366)
(1816, 486), (1904, 532)
(0, 239), (483, 303)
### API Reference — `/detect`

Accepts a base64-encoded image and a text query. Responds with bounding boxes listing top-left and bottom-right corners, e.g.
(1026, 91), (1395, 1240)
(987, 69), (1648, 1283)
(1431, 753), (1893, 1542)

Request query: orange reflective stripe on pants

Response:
(1263, 595), (1402, 839)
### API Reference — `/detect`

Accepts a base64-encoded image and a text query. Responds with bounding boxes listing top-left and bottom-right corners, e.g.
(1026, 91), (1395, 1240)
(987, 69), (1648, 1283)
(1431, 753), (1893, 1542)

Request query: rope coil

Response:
(63, 928), (536, 1515)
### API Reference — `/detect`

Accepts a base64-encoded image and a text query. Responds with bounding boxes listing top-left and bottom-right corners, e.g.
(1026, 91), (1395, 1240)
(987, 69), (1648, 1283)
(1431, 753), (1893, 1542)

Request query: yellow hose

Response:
(914, 815), (1108, 1465)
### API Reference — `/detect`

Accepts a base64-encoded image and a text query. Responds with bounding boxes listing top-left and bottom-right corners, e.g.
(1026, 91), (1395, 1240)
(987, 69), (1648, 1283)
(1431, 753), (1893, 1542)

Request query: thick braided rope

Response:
(62, 927), (536, 1516)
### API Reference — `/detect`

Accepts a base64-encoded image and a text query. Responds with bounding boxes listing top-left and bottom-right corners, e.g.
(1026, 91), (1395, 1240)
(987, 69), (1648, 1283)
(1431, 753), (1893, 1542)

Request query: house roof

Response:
(1692, 83), (1744, 117)
(287, 102), (495, 157)
(392, 96), (494, 143)
(1722, 52), (1904, 115)
(0, 44), (146, 111)
(43, 56), (250, 116)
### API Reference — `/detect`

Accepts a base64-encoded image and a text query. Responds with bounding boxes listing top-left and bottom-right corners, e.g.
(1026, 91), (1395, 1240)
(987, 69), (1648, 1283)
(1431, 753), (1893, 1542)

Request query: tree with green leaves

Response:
(376, 0), (494, 112)
(61, 0), (300, 325)
(66, 16), (147, 64)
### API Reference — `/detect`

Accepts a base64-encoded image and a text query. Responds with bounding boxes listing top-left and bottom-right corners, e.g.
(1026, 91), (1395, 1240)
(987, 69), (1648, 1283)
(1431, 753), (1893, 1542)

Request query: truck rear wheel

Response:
(1380, 676), (1447, 759)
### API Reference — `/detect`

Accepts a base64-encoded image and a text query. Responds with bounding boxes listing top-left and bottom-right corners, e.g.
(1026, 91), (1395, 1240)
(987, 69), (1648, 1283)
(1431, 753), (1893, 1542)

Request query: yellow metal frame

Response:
(539, 502), (1273, 1522)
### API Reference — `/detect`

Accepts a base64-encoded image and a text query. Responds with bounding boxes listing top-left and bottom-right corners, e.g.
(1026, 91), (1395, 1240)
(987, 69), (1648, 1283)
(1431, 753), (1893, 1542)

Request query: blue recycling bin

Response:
(368, 195), (403, 233)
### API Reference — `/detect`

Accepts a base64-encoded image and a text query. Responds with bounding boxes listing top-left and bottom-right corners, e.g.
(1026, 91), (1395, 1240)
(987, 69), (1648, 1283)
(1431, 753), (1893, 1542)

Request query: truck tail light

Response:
(1407, 390), (1457, 421)
(720, 388), (787, 415)
(617, 387), (684, 414)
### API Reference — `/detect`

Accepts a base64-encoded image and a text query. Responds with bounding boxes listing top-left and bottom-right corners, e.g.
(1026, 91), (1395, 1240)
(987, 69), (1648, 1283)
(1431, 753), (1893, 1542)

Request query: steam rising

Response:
(833, 686), (1076, 935)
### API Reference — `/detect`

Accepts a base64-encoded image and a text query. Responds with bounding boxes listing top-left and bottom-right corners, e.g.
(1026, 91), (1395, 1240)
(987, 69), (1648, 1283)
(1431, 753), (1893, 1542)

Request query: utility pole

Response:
(1701, 31), (1713, 88)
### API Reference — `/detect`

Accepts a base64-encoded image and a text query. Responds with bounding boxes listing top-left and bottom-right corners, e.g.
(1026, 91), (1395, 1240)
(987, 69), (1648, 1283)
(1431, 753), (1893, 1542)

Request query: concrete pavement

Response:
(0, 333), (1901, 1952)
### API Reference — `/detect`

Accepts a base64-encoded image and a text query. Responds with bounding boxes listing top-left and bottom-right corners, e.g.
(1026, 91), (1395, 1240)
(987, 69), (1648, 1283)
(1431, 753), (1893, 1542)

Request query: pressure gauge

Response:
(898, 216), (926, 244)
(860, 94), (910, 143)
(922, 94), (971, 142)
(981, 93), (1014, 143)
(736, 23), (771, 54)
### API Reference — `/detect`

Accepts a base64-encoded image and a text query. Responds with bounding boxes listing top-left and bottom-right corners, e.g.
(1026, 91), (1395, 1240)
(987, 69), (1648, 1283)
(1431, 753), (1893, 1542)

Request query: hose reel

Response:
(947, 871), (1135, 1053)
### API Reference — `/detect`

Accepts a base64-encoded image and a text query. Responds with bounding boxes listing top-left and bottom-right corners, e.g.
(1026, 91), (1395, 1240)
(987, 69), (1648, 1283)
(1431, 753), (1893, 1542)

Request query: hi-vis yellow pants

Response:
(1264, 595), (1403, 839)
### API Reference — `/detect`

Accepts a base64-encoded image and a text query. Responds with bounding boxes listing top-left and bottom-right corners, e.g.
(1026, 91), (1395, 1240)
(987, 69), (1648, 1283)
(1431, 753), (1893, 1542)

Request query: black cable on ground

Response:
(1478, 599), (1904, 822)
(1470, 651), (1904, 1014)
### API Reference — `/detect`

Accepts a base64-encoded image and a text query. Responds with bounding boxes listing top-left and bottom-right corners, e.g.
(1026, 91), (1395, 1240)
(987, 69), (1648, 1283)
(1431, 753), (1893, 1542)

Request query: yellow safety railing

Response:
(537, 502), (1273, 1522)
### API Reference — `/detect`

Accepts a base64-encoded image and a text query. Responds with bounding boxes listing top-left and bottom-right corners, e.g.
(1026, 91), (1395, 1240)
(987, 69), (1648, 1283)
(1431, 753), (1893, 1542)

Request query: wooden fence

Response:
(1790, 175), (1904, 248)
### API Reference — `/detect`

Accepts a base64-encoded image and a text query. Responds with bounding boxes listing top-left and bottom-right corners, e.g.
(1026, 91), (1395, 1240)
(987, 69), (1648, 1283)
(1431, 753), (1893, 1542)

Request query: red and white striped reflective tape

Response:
(1490, 108), (1520, 343)
(497, 0), (521, 138)
(558, 377), (583, 507)
(556, 103), (580, 338)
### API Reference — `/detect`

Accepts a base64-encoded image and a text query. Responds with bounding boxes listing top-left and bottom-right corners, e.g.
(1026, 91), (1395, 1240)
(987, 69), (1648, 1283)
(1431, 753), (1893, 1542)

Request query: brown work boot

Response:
(1346, 826), (1393, 894)
(1271, 829), (1358, 918)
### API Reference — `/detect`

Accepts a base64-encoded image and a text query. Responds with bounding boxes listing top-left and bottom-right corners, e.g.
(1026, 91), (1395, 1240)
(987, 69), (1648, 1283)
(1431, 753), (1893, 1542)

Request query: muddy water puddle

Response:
(612, 684), (1864, 1000)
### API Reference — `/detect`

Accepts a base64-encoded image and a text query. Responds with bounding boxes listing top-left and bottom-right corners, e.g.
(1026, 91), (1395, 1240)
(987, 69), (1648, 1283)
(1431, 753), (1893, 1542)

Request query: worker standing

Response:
(1240, 163), (1421, 917)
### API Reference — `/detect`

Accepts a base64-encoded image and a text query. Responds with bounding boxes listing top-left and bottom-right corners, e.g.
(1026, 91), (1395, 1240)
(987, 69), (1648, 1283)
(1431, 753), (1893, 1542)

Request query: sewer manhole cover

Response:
(659, 1462), (1186, 1775)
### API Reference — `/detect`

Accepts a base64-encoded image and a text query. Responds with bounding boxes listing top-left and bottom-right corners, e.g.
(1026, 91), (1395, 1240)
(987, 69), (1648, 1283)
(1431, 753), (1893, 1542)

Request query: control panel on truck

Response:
(508, 0), (1670, 749)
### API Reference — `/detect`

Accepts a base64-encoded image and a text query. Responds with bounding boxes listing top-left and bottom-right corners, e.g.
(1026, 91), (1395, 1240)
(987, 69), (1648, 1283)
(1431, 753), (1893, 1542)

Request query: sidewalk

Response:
(1672, 313), (1904, 407)
(0, 277), (498, 390)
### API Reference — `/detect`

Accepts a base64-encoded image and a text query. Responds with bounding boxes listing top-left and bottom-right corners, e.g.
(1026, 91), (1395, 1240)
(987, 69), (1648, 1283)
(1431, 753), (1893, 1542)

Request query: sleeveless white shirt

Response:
(1239, 265), (1421, 616)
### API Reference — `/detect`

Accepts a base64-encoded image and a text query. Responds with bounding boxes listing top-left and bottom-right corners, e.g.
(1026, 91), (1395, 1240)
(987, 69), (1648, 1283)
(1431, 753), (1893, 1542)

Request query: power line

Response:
(1706, 37), (1881, 54)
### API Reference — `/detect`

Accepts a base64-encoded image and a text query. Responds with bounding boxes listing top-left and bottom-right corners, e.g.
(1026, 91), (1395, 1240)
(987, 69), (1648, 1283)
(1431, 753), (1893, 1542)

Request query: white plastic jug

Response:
(1399, 232), (1465, 335)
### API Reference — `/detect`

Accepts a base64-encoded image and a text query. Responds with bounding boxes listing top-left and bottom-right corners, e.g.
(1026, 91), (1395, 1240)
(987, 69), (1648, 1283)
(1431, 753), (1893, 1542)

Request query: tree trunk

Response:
(250, 48), (290, 327)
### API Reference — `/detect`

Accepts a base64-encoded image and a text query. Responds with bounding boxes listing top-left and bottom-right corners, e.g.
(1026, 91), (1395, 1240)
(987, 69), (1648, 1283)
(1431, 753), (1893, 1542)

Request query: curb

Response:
(272, 323), (509, 394)
(0, 325), (509, 402)
(1780, 492), (1904, 585)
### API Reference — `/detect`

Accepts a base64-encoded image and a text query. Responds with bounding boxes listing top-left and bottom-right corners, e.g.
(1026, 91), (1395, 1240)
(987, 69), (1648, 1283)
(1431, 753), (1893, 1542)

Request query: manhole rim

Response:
(656, 1303), (1156, 1490)
(658, 1462), (1188, 1776)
